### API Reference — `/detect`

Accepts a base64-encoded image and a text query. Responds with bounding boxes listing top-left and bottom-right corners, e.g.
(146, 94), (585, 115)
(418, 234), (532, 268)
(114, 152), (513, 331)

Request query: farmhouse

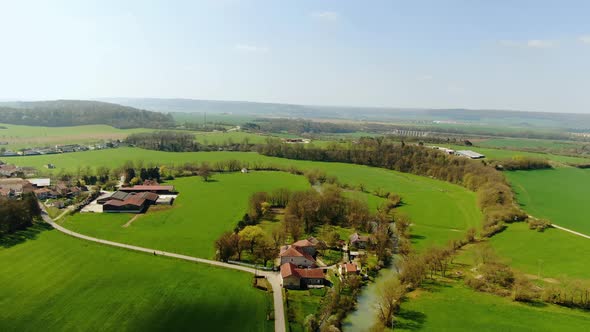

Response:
(280, 246), (317, 267)
(0, 178), (34, 196)
(34, 188), (56, 200)
(455, 150), (485, 159)
(280, 263), (325, 289)
(349, 232), (370, 249)
(119, 185), (175, 194)
(339, 262), (359, 277)
(0, 164), (19, 177)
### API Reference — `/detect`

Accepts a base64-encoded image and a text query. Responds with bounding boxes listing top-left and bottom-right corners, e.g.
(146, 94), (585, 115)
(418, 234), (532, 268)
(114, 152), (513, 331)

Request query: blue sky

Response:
(1, 0), (589, 113)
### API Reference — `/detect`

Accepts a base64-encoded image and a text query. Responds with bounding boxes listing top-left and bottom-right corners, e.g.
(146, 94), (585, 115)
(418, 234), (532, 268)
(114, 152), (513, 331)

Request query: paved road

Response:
(40, 208), (286, 332)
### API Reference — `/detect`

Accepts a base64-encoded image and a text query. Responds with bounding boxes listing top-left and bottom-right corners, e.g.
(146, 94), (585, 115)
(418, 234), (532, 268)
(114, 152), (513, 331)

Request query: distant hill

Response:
(100, 98), (590, 130)
(0, 100), (174, 129)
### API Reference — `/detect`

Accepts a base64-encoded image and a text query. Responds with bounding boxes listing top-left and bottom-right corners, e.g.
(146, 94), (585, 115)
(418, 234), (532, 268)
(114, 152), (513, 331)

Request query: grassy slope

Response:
(477, 138), (579, 150)
(0, 227), (272, 332)
(62, 172), (310, 258)
(506, 168), (590, 234)
(446, 144), (589, 164)
(14, 148), (481, 250)
(396, 283), (590, 332)
(0, 123), (153, 149)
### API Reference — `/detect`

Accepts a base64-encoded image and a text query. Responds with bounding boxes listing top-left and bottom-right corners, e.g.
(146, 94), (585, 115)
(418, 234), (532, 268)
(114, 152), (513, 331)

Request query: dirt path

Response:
(122, 214), (141, 228)
(39, 206), (286, 332)
(551, 224), (590, 240)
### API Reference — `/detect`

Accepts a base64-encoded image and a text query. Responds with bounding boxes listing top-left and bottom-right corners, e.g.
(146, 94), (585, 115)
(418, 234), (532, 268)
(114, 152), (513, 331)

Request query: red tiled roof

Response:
(138, 192), (159, 201)
(280, 246), (316, 263)
(119, 185), (174, 192)
(343, 263), (357, 273)
(292, 239), (315, 247)
(280, 263), (324, 279)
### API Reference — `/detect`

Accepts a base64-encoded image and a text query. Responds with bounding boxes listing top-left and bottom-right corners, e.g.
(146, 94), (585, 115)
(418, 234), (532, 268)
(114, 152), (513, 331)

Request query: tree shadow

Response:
(396, 309), (427, 330)
(0, 223), (52, 248)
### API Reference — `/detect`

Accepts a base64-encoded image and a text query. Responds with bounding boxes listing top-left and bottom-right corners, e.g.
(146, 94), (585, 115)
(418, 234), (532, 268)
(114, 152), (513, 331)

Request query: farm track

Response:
(39, 206), (285, 332)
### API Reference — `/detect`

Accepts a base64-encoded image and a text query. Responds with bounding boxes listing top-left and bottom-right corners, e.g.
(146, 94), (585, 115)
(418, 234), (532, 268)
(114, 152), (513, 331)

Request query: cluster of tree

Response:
(492, 157), (552, 171)
(0, 193), (41, 237)
(251, 118), (359, 135)
(123, 166), (161, 185)
(125, 131), (256, 152)
(258, 137), (527, 237)
(300, 275), (363, 332)
(528, 218), (551, 231)
(215, 226), (277, 266)
(0, 100), (174, 128)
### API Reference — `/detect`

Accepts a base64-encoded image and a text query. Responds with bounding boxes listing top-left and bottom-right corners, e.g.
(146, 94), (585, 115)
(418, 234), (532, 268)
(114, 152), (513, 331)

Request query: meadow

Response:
(476, 138), (580, 150)
(506, 168), (590, 235)
(394, 282), (590, 331)
(0, 226), (273, 331)
(489, 223), (590, 280)
(14, 147), (482, 250)
(0, 123), (154, 150)
(446, 144), (589, 165)
(62, 172), (310, 258)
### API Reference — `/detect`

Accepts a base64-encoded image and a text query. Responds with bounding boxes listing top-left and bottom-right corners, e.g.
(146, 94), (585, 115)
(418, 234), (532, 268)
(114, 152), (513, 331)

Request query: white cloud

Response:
(234, 43), (269, 53)
(526, 39), (555, 48)
(499, 39), (556, 49)
(310, 11), (340, 21)
(579, 35), (590, 44)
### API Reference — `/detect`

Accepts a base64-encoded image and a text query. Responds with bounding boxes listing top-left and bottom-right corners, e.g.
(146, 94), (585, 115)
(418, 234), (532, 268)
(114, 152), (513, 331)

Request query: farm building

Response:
(34, 188), (57, 200)
(103, 195), (148, 213)
(339, 263), (359, 277)
(28, 178), (51, 187)
(280, 246), (317, 267)
(0, 178), (34, 196)
(119, 185), (175, 194)
(455, 150), (485, 159)
(280, 263), (325, 289)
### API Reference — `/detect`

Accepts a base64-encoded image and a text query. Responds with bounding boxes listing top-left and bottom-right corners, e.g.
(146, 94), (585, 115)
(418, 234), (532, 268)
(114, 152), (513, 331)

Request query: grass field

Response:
(12, 148), (481, 250)
(286, 288), (325, 332)
(446, 144), (589, 165)
(477, 138), (580, 150)
(62, 172), (310, 258)
(0, 226), (273, 332)
(0, 123), (154, 149)
(489, 223), (590, 280)
(394, 282), (590, 331)
(506, 168), (590, 235)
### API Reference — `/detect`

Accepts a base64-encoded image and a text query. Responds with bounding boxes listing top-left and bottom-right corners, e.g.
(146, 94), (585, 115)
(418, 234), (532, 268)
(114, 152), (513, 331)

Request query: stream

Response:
(342, 263), (399, 331)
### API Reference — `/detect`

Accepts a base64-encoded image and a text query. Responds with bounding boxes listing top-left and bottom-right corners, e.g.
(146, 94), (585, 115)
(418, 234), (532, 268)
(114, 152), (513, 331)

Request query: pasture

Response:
(447, 144), (589, 165)
(506, 168), (590, 235)
(62, 172), (310, 258)
(394, 283), (590, 331)
(15, 148), (482, 250)
(477, 138), (580, 150)
(489, 222), (590, 280)
(0, 226), (273, 332)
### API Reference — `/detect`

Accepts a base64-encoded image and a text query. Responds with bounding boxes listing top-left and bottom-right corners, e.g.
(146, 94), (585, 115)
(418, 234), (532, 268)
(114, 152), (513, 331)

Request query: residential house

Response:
(34, 188), (56, 200)
(0, 164), (19, 177)
(349, 233), (370, 249)
(280, 263), (325, 289)
(279, 246), (317, 267)
(339, 263), (359, 278)
(0, 178), (34, 196)
(291, 238), (317, 256)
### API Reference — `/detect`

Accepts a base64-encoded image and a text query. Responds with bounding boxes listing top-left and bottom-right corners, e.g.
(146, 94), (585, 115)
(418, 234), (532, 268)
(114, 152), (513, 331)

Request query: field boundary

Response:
(551, 224), (590, 240)
(39, 206), (285, 332)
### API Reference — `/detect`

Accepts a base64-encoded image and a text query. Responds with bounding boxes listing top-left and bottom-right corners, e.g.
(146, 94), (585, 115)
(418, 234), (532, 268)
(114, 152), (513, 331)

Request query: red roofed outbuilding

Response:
(280, 263), (325, 289)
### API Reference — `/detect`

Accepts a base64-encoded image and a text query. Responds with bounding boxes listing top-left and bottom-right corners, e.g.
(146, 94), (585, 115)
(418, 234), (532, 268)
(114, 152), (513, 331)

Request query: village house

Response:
(279, 246), (317, 267)
(0, 164), (19, 177)
(349, 232), (370, 249)
(34, 188), (56, 200)
(339, 262), (360, 278)
(280, 263), (325, 289)
(291, 238), (317, 256)
(0, 178), (34, 196)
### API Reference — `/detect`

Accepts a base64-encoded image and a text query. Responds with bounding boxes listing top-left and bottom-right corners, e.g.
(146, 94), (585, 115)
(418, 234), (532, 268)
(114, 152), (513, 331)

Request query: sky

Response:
(1, 0), (590, 113)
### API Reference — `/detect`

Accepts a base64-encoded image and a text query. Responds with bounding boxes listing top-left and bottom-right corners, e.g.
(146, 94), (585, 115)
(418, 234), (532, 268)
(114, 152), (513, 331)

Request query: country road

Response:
(39, 208), (285, 332)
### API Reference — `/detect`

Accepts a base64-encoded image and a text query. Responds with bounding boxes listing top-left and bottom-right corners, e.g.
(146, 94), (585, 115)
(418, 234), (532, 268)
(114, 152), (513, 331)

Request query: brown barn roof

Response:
(292, 239), (315, 248)
(119, 185), (174, 192)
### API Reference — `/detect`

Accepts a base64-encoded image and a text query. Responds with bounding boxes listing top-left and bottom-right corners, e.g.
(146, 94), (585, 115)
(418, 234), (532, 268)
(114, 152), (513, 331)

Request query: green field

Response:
(477, 138), (580, 150)
(446, 144), (589, 165)
(395, 282), (590, 331)
(62, 172), (310, 258)
(489, 223), (590, 280)
(506, 168), (590, 235)
(12, 147), (481, 250)
(0, 226), (273, 331)
(0, 123), (154, 150)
